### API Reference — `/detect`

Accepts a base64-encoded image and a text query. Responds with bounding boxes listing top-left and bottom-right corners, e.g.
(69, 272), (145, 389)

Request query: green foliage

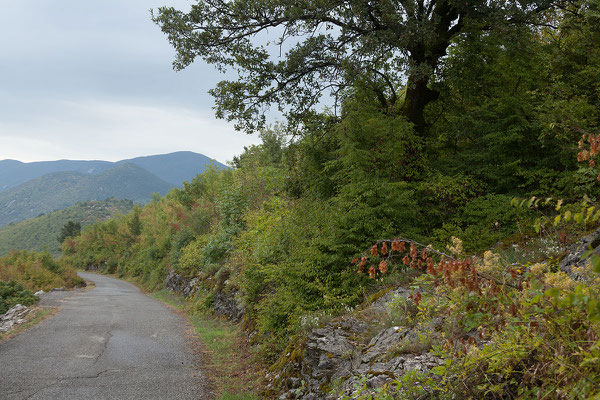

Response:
(0, 281), (38, 314)
(0, 251), (84, 292)
(58, 221), (81, 244)
(152, 0), (560, 134)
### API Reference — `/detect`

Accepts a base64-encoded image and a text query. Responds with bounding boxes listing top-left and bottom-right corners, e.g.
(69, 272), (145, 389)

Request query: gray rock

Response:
(212, 291), (244, 322)
(34, 290), (45, 296)
(0, 304), (30, 332)
(361, 326), (408, 365)
(560, 226), (600, 277)
(274, 284), (445, 399)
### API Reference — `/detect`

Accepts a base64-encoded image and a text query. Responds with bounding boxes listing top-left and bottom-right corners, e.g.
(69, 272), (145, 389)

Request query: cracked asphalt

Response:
(0, 272), (211, 399)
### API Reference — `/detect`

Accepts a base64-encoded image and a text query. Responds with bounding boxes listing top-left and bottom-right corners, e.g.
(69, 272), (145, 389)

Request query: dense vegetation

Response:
(0, 199), (134, 256)
(0, 281), (37, 314)
(50, 0), (600, 397)
(0, 251), (84, 293)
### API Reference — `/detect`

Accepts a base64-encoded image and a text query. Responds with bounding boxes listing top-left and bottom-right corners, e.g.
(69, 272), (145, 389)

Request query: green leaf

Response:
(527, 196), (536, 208)
(553, 214), (561, 226)
(555, 199), (563, 211)
(591, 254), (600, 273)
(545, 287), (561, 299)
(564, 210), (572, 222)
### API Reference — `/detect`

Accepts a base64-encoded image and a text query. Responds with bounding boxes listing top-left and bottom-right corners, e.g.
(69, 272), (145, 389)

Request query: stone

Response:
(560, 226), (600, 277)
(212, 291), (244, 322)
(35, 290), (45, 296)
(361, 326), (409, 365)
(0, 304), (30, 333)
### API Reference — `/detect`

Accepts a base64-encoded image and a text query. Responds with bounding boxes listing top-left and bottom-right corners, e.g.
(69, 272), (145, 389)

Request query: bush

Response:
(0, 281), (38, 314)
(434, 194), (535, 253)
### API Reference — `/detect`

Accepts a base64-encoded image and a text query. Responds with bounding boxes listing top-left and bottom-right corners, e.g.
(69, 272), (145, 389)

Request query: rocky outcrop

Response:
(164, 269), (244, 321)
(560, 227), (600, 278)
(164, 269), (199, 297)
(0, 304), (31, 332)
(213, 291), (244, 322)
(274, 287), (442, 399)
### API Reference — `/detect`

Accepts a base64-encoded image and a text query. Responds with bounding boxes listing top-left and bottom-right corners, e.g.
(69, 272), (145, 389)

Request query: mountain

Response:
(0, 163), (172, 228)
(0, 199), (134, 256)
(0, 151), (228, 192)
(0, 159), (113, 192)
(117, 151), (224, 187)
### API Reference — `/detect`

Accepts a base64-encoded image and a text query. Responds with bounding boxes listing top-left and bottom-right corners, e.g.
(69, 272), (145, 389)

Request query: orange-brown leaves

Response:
(409, 291), (422, 306)
(381, 242), (388, 256)
(370, 244), (378, 256)
(402, 255), (410, 265)
(358, 256), (367, 273)
(368, 265), (376, 279)
(378, 260), (388, 274)
(577, 132), (600, 172)
(391, 240), (405, 252)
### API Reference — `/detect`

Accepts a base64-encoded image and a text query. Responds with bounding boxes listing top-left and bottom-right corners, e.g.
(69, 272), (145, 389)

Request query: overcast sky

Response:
(0, 0), (262, 164)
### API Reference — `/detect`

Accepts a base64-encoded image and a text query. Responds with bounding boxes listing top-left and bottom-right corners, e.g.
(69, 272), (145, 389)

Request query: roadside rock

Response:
(212, 291), (244, 322)
(277, 287), (441, 399)
(560, 227), (600, 277)
(164, 269), (199, 297)
(0, 304), (31, 333)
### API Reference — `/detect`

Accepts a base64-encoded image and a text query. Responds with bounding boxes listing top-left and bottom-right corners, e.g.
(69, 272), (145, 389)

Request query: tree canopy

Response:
(152, 0), (572, 134)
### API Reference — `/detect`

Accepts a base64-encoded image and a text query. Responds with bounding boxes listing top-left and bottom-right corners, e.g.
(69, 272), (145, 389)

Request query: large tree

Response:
(153, 0), (569, 134)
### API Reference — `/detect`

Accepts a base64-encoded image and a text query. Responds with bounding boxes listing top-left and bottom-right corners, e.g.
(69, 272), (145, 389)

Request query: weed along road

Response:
(0, 272), (210, 400)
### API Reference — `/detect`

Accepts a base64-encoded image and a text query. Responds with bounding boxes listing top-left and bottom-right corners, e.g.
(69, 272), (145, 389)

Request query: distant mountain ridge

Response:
(0, 151), (227, 192)
(0, 163), (173, 227)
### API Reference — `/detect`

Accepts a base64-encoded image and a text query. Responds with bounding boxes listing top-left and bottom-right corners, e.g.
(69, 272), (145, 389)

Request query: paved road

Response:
(0, 272), (211, 399)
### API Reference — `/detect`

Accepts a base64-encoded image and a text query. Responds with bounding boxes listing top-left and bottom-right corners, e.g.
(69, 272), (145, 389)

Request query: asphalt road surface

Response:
(0, 272), (211, 400)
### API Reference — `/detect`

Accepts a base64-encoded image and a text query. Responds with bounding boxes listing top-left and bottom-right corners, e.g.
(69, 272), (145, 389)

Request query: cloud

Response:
(0, 0), (265, 164)
(0, 98), (261, 164)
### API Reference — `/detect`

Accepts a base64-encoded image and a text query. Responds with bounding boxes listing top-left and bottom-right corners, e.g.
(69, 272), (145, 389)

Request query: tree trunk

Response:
(401, 74), (440, 135)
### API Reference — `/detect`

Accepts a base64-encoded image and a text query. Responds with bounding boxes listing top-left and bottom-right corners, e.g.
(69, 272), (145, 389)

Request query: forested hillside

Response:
(55, 1), (600, 398)
(0, 199), (133, 256)
(0, 164), (171, 227)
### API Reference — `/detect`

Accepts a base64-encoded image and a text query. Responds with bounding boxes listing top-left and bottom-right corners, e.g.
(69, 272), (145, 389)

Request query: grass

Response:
(151, 289), (264, 400)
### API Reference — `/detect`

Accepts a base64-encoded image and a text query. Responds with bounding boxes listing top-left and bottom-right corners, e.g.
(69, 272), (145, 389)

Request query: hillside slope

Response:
(0, 164), (171, 227)
(0, 199), (134, 256)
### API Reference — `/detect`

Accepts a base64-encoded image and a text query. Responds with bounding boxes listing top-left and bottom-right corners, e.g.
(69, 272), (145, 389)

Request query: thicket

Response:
(0, 281), (37, 315)
(59, 2), (600, 397)
(0, 251), (85, 292)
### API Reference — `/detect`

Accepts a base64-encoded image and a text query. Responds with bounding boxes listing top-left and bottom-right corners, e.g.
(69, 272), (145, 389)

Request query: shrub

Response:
(0, 281), (38, 314)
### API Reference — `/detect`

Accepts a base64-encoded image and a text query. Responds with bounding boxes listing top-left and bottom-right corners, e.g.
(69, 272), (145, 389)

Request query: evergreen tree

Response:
(58, 221), (81, 244)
